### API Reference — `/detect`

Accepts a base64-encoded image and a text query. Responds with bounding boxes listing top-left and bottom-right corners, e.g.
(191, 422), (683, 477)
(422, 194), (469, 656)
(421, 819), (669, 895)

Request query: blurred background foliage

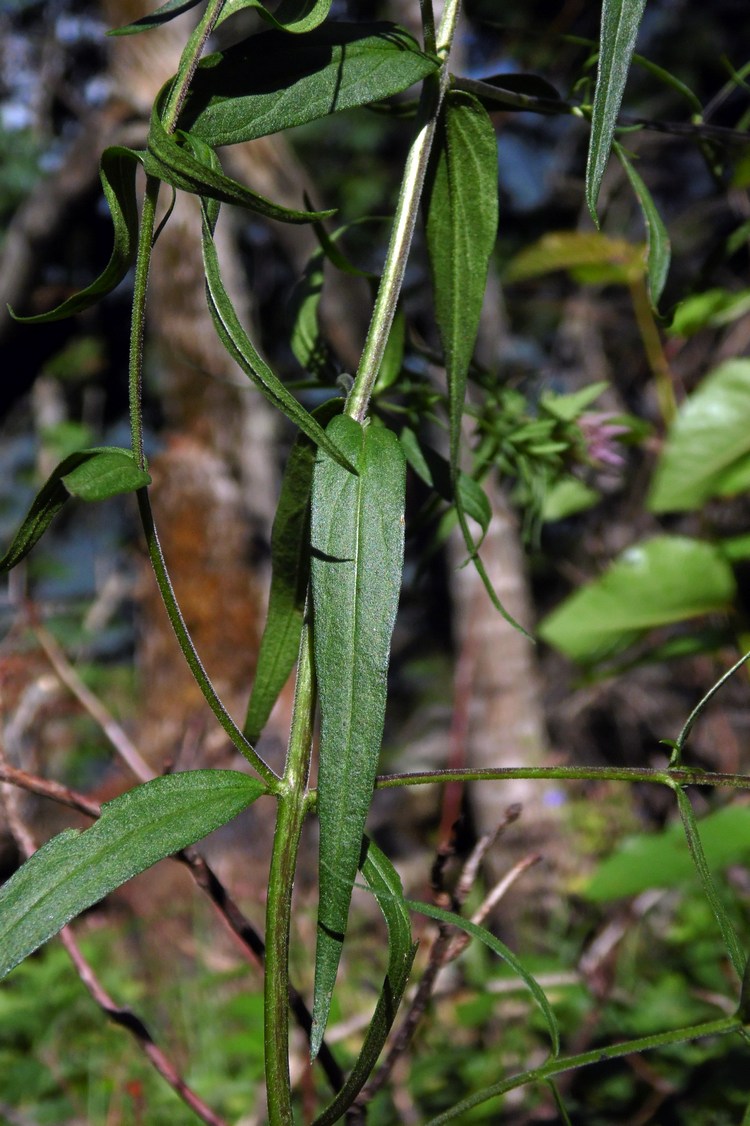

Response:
(2, 0), (750, 1122)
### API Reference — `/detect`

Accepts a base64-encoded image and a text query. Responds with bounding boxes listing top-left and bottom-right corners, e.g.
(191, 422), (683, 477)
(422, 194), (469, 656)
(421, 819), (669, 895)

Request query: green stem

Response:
(265, 618), (317, 1125)
(137, 489), (279, 789)
(345, 0), (463, 422)
(426, 1015), (744, 1124)
(374, 764), (750, 790)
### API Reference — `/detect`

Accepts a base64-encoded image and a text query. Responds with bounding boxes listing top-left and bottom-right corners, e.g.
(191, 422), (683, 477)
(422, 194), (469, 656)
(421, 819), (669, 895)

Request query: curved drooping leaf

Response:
(539, 535), (736, 664)
(406, 898), (560, 1056)
(648, 360), (750, 512)
(505, 230), (645, 287)
(200, 206), (356, 474)
(399, 427), (491, 535)
(146, 99), (333, 223)
(218, 0), (331, 33)
(586, 0), (647, 223)
(10, 147), (141, 323)
(179, 22), (438, 146)
(615, 142), (670, 305)
(244, 400), (343, 745)
(108, 0), (203, 36)
(313, 838), (417, 1124)
(310, 415), (406, 1057)
(0, 448), (151, 572)
(0, 771), (266, 981)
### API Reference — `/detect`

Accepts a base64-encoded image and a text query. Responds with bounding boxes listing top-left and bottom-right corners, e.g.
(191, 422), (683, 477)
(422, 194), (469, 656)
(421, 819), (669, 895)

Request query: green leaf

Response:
(10, 147), (141, 323)
(668, 288), (750, 337)
(541, 477), (600, 522)
(218, 0), (332, 34)
(406, 898), (559, 1056)
(313, 838), (417, 1124)
(648, 360), (750, 513)
(288, 245), (333, 380)
(146, 98), (332, 224)
(425, 90), (497, 476)
(614, 143), (670, 305)
(505, 231), (645, 286)
(200, 207), (356, 474)
(0, 448), (151, 573)
(539, 535), (736, 664)
(310, 415), (406, 1056)
(399, 428), (491, 535)
(0, 771), (266, 981)
(586, 0), (647, 224)
(179, 23), (438, 147)
(108, 0), (203, 36)
(244, 400), (343, 744)
(583, 804), (750, 901)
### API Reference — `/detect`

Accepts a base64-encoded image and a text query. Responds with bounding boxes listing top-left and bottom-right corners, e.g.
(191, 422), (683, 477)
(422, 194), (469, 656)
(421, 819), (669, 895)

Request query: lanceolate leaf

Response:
(10, 147), (141, 323)
(313, 838), (417, 1124)
(539, 535), (736, 663)
(244, 400), (343, 744)
(0, 771), (266, 981)
(200, 207), (356, 474)
(648, 360), (750, 512)
(425, 90), (498, 475)
(146, 99), (333, 224)
(0, 448), (151, 572)
(178, 23), (438, 147)
(310, 415), (406, 1057)
(586, 0), (647, 223)
(615, 142), (670, 305)
(218, 0), (332, 34)
(108, 0), (204, 36)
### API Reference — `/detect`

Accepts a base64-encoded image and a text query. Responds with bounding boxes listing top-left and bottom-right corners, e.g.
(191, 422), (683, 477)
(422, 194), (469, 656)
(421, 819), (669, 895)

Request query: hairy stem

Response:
(346, 0), (463, 421)
(265, 619), (317, 1125)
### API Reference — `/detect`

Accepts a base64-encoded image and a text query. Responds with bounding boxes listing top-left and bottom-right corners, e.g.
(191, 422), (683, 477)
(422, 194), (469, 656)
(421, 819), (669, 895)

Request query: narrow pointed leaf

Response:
(200, 208), (356, 474)
(586, 0), (647, 223)
(400, 429), (491, 535)
(108, 0), (204, 36)
(310, 415), (406, 1055)
(615, 142), (670, 305)
(313, 838), (417, 1124)
(425, 90), (498, 476)
(146, 99), (332, 223)
(10, 147), (141, 323)
(179, 23), (438, 146)
(218, 0), (331, 33)
(407, 897), (560, 1055)
(0, 448), (151, 572)
(244, 400), (343, 744)
(0, 771), (266, 980)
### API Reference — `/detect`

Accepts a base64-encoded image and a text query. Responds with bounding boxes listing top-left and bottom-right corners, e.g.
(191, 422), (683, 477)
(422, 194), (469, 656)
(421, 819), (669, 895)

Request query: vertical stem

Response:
(265, 618), (316, 1125)
(345, 0), (464, 422)
(629, 277), (677, 425)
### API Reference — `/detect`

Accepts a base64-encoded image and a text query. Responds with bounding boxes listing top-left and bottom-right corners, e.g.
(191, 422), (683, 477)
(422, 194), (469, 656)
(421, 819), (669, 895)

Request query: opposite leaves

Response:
(309, 415), (406, 1056)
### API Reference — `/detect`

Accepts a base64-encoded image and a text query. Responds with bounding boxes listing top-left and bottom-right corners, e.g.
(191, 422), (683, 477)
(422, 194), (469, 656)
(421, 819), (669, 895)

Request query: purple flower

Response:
(578, 412), (629, 468)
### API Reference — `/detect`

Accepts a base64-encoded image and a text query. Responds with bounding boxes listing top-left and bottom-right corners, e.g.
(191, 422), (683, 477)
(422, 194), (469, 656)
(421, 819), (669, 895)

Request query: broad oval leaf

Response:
(648, 360), (750, 512)
(539, 535), (736, 664)
(310, 415), (406, 1056)
(586, 0), (647, 223)
(0, 770), (266, 980)
(10, 147), (141, 323)
(0, 448), (151, 572)
(313, 838), (417, 1123)
(178, 23), (438, 146)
